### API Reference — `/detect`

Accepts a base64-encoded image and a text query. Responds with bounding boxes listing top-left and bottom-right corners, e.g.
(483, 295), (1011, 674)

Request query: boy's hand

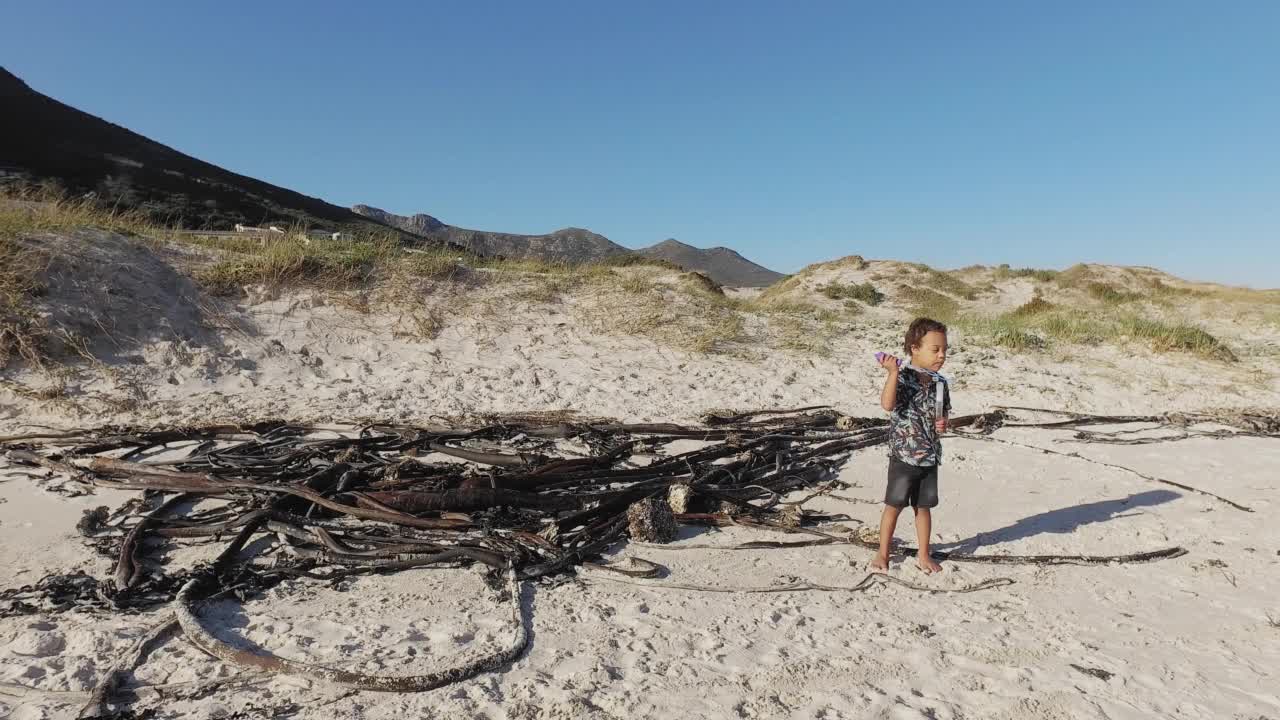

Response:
(879, 354), (900, 372)
(935, 418), (947, 434)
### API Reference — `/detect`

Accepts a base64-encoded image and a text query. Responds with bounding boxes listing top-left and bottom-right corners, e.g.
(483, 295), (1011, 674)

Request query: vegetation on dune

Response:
(827, 254), (868, 270)
(578, 267), (749, 354)
(755, 274), (804, 302)
(0, 188), (1259, 365)
(993, 265), (1060, 282)
(818, 281), (884, 305)
(1052, 263), (1096, 289)
(0, 235), (50, 367)
(1086, 282), (1144, 305)
(1010, 296), (1057, 317)
(918, 293), (1236, 362)
(0, 186), (158, 238)
(197, 236), (399, 292)
(898, 286), (961, 319)
(904, 263), (983, 300)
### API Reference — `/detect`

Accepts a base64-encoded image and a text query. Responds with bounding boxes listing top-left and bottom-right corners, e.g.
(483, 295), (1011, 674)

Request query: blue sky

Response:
(4, 1), (1277, 286)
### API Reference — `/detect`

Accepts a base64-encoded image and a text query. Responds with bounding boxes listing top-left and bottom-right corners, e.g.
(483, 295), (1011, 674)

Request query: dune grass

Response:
(197, 235), (402, 292)
(755, 274), (805, 303)
(0, 188), (1256, 364)
(905, 264), (982, 300)
(1010, 296), (1056, 317)
(0, 190), (164, 368)
(1086, 282), (1144, 305)
(899, 286), (960, 319)
(922, 294), (1237, 362)
(578, 270), (750, 354)
(0, 189), (157, 239)
(0, 236), (51, 368)
(818, 281), (884, 305)
(993, 265), (1060, 282)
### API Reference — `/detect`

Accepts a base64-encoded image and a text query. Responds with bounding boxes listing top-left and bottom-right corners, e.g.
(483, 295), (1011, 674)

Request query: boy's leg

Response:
(874, 459), (914, 571)
(870, 504), (902, 572)
(913, 466), (942, 573)
(914, 508), (943, 573)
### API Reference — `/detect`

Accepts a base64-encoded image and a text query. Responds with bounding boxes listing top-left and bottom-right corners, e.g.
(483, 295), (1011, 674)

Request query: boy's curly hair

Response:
(904, 317), (948, 355)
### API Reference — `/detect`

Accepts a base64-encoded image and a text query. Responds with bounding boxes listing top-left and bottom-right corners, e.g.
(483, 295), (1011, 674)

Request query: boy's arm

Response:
(879, 358), (900, 411)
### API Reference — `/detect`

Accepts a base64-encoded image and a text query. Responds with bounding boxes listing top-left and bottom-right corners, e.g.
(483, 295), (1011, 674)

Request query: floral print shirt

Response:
(888, 368), (952, 467)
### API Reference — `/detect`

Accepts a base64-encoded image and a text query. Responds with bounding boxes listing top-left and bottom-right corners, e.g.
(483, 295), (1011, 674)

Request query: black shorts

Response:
(885, 458), (939, 509)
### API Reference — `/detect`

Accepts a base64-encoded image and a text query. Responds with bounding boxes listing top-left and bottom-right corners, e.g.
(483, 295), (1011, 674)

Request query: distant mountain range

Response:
(354, 206), (785, 286)
(639, 238), (786, 287)
(352, 205), (629, 264)
(1, 67), (785, 285)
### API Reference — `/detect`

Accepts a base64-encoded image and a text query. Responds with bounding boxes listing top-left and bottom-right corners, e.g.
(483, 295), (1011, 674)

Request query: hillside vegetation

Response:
(0, 194), (854, 374)
(754, 255), (1279, 363)
(3, 193), (1276, 381)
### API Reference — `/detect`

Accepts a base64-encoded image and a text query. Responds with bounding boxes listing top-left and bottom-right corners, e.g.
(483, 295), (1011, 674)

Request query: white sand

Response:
(1, 232), (1278, 719)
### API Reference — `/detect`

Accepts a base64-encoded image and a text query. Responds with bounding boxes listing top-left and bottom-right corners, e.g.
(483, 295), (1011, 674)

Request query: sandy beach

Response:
(2, 230), (1278, 720)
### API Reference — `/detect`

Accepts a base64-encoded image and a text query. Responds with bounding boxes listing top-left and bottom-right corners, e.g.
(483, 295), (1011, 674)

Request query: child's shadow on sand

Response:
(938, 489), (1181, 554)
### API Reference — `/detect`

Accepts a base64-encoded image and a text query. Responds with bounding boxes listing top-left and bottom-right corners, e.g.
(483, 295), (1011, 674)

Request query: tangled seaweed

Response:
(1, 404), (1265, 715)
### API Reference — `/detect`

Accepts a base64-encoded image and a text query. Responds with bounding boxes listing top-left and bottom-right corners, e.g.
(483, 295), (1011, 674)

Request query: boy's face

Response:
(911, 330), (948, 371)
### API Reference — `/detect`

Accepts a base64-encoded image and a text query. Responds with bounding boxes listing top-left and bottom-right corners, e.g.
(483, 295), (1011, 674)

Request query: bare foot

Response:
(868, 554), (889, 573)
(916, 553), (943, 574)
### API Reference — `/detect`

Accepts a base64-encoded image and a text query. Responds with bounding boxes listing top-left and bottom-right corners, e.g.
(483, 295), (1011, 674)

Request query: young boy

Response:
(870, 317), (951, 574)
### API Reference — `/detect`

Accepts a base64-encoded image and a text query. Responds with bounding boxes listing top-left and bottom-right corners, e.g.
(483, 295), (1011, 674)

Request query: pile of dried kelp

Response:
(3, 407), (922, 603)
(0, 405), (1268, 714)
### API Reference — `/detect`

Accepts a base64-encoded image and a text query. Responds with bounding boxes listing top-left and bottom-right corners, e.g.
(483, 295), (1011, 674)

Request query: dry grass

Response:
(1011, 296), (1057, 317)
(1113, 316), (1236, 360)
(678, 271), (724, 297)
(899, 286), (961, 319)
(775, 316), (843, 356)
(0, 188), (157, 239)
(1, 188), (1260, 364)
(0, 191), (156, 368)
(756, 274), (805, 303)
(1053, 263), (1096, 289)
(901, 274), (1236, 361)
(818, 281), (884, 305)
(906, 264), (982, 300)
(0, 236), (52, 368)
(1086, 282), (1144, 305)
(394, 308), (445, 341)
(826, 255), (868, 270)
(578, 276), (748, 354)
(994, 265), (1060, 282)
(955, 315), (1047, 351)
(197, 235), (399, 293)
(948, 307), (1235, 361)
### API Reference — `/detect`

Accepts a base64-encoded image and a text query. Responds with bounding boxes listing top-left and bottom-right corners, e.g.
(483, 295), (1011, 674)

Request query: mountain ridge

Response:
(352, 205), (630, 264)
(638, 238), (786, 287)
(0, 67), (418, 238)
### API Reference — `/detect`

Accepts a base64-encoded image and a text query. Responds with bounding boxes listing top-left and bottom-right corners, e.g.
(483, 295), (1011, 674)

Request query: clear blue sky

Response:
(4, 1), (1277, 286)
